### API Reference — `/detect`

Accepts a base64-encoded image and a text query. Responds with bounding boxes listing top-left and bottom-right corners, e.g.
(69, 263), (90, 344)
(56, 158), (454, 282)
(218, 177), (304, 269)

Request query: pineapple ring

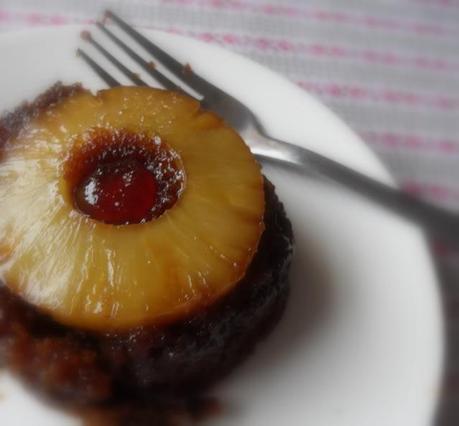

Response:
(0, 86), (265, 331)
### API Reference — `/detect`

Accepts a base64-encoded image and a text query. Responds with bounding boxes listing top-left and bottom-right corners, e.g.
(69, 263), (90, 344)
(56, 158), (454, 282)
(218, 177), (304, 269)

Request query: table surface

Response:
(1, 0), (458, 424)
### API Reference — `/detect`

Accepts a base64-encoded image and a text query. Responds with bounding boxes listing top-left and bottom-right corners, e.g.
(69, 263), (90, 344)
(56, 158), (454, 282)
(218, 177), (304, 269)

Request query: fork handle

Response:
(248, 128), (459, 247)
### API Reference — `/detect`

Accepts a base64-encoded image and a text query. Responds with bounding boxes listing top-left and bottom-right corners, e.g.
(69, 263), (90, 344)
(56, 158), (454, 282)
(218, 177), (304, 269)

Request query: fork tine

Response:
(77, 48), (120, 87)
(81, 31), (147, 87)
(106, 10), (224, 99)
(96, 22), (183, 92)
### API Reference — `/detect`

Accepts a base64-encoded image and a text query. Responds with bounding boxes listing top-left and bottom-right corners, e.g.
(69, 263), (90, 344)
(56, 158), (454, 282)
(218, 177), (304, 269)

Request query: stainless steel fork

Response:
(78, 10), (459, 247)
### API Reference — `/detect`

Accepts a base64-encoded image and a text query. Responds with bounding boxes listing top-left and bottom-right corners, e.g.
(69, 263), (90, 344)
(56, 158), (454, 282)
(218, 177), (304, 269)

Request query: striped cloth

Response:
(0, 0), (458, 424)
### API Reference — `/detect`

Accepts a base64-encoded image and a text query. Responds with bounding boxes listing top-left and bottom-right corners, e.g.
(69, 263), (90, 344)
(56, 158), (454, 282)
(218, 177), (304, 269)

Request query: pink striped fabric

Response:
(0, 0), (458, 424)
(162, 0), (459, 38)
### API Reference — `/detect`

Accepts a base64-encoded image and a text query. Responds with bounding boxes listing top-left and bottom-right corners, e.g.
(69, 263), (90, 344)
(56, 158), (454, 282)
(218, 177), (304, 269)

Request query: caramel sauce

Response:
(65, 128), (184, 225)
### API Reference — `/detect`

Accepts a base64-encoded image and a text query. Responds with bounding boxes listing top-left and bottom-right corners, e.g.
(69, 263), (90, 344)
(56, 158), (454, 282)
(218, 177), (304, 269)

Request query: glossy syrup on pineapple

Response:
(65, 128), (185, 225)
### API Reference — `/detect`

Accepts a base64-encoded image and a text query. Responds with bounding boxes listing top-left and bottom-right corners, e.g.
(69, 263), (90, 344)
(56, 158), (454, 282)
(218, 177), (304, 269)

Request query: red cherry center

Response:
(75, 159), (158, 225)
(65, 128), (184, 226)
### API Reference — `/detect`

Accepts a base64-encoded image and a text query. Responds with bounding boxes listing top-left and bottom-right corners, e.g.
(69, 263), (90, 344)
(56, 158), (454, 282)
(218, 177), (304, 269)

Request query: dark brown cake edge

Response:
(0, 83), (84, 148)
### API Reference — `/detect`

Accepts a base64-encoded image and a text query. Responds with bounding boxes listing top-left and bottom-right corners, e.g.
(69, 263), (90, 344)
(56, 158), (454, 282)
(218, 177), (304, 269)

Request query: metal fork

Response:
(78, 10), (459, 248)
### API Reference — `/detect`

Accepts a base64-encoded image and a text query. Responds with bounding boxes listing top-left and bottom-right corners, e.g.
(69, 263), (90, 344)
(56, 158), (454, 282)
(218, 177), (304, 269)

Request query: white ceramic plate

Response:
(0, 26), (444, 426)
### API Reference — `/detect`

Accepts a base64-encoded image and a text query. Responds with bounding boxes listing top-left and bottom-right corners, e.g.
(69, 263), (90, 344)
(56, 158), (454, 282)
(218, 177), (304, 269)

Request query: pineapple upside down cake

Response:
(0, 83), (293, 404)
